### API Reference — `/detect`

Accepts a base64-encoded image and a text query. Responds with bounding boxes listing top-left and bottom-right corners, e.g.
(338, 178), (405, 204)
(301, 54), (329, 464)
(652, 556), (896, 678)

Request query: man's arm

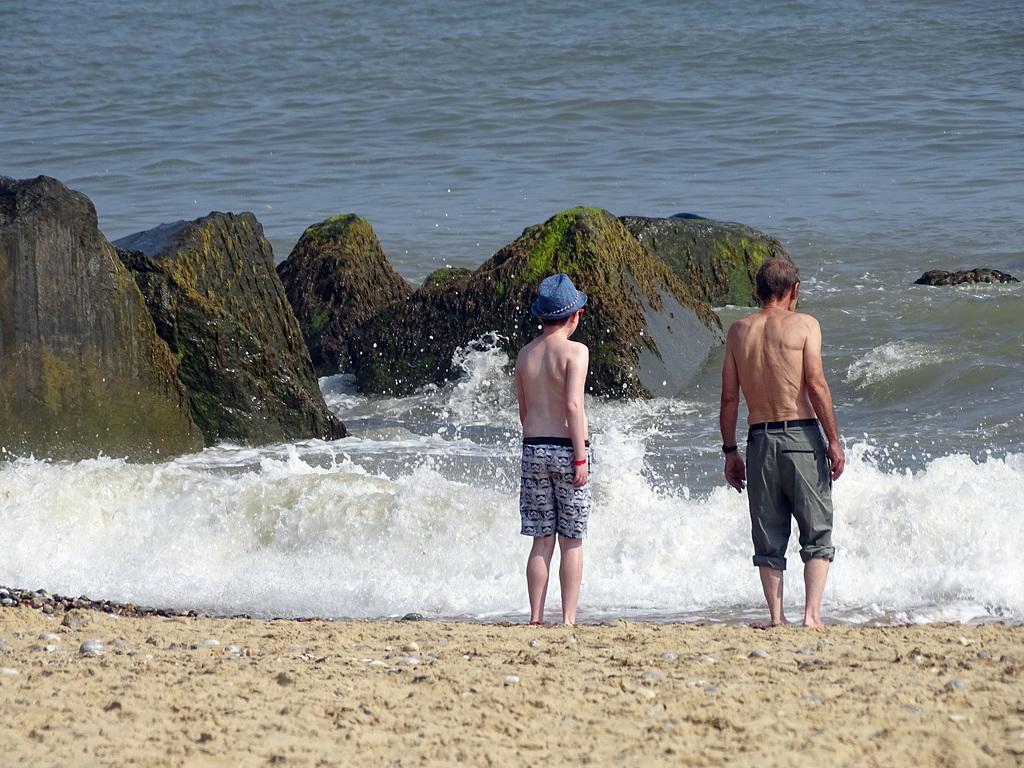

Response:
(720, 333), (746, 493)
(801, 316), (845, 481)
(564, 343), (589, 488)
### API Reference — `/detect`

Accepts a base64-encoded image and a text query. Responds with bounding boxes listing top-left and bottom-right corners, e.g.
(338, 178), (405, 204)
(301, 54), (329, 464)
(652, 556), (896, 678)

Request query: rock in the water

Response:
(620, 214), (791, 307)
(117, 212), (346, 446)
(914, 268), (1019, 286)
(0, 176), (203, 461)
(350, 207), (723, 398)
(276, 214), (413, 376)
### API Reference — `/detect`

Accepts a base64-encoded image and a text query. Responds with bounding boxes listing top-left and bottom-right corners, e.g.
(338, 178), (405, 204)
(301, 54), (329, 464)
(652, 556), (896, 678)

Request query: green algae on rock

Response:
(0, 175), (203, 461)
(350, 207), (723, 398)
(117, 212), (346, 447)
(620, 215), (790, 307)
(276, 214), (412, 376)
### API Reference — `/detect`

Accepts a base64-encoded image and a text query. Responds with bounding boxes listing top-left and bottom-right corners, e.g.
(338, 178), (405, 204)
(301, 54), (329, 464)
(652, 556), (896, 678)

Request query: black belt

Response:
(523, 437), (590, 447)
(748, 418), (818, 432)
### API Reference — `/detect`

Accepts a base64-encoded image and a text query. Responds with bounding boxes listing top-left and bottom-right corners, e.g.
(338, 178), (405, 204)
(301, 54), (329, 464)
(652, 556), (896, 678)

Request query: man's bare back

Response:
(724, 308), (822, 425)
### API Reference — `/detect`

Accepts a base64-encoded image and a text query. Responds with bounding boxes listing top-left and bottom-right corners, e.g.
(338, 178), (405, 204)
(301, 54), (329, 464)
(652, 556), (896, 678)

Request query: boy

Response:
(515, 273), (591, 625)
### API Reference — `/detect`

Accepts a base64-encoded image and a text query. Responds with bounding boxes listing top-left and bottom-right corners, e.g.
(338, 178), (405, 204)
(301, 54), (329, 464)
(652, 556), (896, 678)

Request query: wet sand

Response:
(1, 606), (1022, 767)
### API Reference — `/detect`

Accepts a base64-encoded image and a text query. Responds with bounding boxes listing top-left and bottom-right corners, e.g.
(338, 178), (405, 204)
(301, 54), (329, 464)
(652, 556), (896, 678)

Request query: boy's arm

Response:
(564, 343), (589, 488)
(514, 362), (527, 427)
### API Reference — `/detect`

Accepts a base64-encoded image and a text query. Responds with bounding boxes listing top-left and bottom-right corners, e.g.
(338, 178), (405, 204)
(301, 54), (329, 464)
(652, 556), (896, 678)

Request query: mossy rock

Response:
(117, 212), (346, 446)
(914, 268), (1019, 286)
(0, 176), (204, 461)
(620, 215), (791, 307)
(350, 207), (723, 398)
(276, 214), (412, 375)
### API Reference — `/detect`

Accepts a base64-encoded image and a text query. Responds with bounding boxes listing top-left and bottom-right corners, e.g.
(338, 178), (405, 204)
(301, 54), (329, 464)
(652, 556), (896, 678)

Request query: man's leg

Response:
(802, 557), (830, 628)
(527, 536), (556, 624)
(557, 535), (583, 625)
(758, 565), (788, 626)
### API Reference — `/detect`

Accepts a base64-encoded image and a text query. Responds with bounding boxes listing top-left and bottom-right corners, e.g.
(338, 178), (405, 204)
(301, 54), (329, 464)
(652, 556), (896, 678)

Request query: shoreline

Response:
(3, 600), (1024, 765)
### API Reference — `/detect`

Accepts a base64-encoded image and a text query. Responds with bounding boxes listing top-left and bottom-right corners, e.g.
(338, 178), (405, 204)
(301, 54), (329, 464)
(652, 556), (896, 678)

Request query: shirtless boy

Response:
(515, 273), (591, 626)
(719, 258), (845, 627)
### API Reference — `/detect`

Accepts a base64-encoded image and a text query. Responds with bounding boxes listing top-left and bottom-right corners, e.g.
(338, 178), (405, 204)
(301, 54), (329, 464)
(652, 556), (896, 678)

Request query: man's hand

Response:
(573, 462), (588, 488)
(725, 451), (746, 492)
(827, 442), (845, 482)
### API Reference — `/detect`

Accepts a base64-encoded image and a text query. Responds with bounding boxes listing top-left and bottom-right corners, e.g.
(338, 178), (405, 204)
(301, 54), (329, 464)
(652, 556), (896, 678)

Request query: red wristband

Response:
(573, 459), (587, 466)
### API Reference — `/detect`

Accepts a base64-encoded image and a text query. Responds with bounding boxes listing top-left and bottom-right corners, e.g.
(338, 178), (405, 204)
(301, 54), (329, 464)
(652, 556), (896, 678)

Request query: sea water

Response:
(2, 0), (1022, 624)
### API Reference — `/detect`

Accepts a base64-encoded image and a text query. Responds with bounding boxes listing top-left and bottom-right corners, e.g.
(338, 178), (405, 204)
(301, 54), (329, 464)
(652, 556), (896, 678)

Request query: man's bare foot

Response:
(802, 619), (825, 628)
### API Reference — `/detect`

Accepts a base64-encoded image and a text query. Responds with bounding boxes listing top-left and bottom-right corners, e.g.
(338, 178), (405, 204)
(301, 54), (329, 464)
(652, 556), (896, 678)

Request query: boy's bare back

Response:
(515, 334), (589, 440)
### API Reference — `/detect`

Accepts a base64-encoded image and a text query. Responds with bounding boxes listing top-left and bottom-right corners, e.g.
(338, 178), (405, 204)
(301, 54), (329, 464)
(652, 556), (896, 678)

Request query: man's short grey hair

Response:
(755, 258), (800, 305)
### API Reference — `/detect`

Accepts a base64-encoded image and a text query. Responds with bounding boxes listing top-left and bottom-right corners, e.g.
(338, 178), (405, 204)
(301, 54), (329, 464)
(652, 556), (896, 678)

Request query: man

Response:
(515, 273), (591, 626)
(719, 258), (845, 628)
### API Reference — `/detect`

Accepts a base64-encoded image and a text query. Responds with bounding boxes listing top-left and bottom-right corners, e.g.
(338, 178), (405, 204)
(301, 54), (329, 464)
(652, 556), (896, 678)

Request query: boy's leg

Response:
(558, 535), (583, 625)
(527, 536), (557, 624)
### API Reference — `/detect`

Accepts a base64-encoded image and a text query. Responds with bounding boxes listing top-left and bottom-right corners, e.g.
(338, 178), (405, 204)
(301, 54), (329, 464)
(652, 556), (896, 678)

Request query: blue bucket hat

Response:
(531, 273), (588, 320)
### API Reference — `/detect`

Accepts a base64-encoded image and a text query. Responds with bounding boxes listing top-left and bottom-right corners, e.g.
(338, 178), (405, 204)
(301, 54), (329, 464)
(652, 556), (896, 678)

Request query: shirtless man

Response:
(515, 273), (591, 626)
(719, 258), (845, 628)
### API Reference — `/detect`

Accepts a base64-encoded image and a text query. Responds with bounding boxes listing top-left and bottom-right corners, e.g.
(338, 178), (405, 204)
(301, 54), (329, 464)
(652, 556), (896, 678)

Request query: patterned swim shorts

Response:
(519, 439), (592, 539)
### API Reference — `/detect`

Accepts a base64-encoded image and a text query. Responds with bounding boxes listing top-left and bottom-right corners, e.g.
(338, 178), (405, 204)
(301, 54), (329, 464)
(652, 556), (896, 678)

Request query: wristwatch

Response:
(722, 444), (738, 454)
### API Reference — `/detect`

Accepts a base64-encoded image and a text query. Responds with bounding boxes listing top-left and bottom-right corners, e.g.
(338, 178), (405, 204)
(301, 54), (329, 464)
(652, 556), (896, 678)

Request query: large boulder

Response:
(914, 268), (1019, 286)
(116, 213), (346, 446)
(349, 207), (723, 398)
(0, 175), (203, 461)
(276, 214), (412, 376)
(620, 214), (790, 307)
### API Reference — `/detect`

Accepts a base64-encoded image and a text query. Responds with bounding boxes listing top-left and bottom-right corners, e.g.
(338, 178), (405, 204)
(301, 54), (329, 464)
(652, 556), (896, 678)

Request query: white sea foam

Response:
(2, 433), (1021, 625)
(845, 341), (949, 388)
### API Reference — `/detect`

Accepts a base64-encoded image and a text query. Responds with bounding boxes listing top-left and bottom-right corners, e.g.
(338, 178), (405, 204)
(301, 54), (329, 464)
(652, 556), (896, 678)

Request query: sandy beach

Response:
(1, 604), (1022, 767)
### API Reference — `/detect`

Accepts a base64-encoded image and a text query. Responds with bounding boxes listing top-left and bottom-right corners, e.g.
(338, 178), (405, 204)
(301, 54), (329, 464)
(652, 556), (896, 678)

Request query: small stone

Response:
(109, 638), (124, 649)
(43, 644), (59, 653)
(506, 674), (520, 684)
(794, 649), (815, 656)
(202, 639), (220, 646)
(944, 679), (967, 690)
(903, 705), (925, 714)
(976, 651), (991, 660)
(529, 639), (539, 648)
(402, 642), (420, 653)
(38, 633), (60, 642)
(803, 694), (822, 701)
(1000, 655), (1017, 663)
(79, 640), (105, 656)
(661, 651), (681, 660)
(0, 667), (18, 675)
(644, 670), (663, 678)
(402, 613), (425, 622)
(562, 635), (577, 645)
(398, 657), (419, 665)
(817, 638), (834, 646)
(957, 637), (973, 646)
(704, 686), (718, 693)
(226, 645), (242, 654)
(749, 650), (771, 659)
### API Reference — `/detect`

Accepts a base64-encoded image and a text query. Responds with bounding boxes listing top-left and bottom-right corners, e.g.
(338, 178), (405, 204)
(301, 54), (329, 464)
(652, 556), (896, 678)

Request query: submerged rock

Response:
(620, 214), (790, 307)
(276, 214), (412, 376)
(914, 268), (1019, 286)
(349, 207), (723, 398)
(0, 176), (203, 461)
(116, 212), (345, 446)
